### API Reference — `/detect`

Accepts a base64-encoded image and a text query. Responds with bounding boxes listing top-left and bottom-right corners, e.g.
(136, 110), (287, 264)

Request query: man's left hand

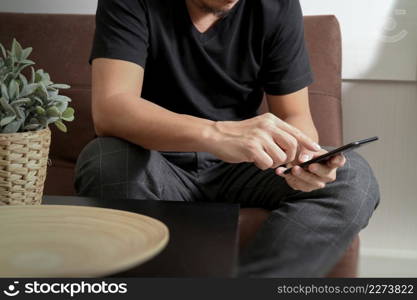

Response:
(276, 149), (346, 192)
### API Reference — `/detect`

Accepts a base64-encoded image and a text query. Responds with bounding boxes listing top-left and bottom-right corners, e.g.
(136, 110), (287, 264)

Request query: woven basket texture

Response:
(0, 128), (51, 206)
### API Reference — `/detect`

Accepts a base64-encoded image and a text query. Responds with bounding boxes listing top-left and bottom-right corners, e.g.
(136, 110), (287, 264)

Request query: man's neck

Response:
(185, 0), (231, 33)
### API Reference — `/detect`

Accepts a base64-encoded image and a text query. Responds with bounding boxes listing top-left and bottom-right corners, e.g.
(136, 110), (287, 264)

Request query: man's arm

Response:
(92, 58), (320, 169)
(92, 58), (215, 152)
(268, 88), (346, 192)
(266, 87), (318, 144)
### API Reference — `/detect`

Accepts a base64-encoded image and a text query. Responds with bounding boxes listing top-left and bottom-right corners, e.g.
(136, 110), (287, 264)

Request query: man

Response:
(75, 0), (380, 277)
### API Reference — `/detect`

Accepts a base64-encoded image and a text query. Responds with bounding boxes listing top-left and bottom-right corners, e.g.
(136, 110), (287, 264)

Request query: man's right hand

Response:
(205, 113), (321, 170)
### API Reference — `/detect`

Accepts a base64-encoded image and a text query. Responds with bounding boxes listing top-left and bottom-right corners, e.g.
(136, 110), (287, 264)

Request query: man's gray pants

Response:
(74, 137), (380, 277)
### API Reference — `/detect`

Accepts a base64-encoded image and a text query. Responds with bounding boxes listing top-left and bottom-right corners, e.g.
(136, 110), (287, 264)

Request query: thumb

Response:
(298, 149), (314, 164)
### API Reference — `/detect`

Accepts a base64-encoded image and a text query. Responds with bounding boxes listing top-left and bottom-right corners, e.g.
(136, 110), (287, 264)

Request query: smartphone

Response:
(283, 136), (379, 174)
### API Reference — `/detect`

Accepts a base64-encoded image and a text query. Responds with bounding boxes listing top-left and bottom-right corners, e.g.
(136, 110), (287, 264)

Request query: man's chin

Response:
(201, 0), (239, 17)
(211, 8), (231, 17)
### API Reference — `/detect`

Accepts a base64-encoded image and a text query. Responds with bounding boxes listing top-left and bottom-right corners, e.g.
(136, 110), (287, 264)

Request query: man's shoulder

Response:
(249, 0), (302, 38)
(251, 0), (296, 27)
(259, 0), (291, 9)
(256, 0), (293, 15)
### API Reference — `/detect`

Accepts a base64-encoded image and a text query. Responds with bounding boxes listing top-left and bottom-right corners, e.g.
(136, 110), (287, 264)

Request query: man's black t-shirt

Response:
(90, 0), (313, 121)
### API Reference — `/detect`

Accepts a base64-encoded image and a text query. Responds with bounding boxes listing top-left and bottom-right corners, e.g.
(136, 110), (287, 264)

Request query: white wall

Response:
(301, 0), (417, 277)
(0, 0), (97, 14)
(342, 81), (417, 277)
(300, 0), (417, 81)
(2, 0), (416, 277)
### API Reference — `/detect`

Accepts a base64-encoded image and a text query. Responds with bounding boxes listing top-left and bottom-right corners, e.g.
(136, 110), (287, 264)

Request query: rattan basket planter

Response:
(0, 128), (51, 206)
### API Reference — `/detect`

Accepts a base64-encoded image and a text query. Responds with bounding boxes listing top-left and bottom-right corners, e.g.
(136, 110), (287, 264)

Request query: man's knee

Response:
(334, 150), (380, 230)
(74, 137), (155, 197)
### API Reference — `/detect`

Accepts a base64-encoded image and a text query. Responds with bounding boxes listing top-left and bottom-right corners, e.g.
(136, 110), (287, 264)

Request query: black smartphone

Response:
(283, 136), (379, 174)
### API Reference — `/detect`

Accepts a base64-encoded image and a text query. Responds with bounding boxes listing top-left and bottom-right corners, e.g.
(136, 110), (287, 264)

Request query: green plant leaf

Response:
(61, 107), (75, 122)
(12, 106), (25, 120)
(1, 84), (9, 101)
(2, 72), (14, 84)
(54, 120), (67, 132)
(46, 106), (60, 117)
(32, 96), (43, 105)
(18, 73), (28, 87)
(50, 84), (71, 89)
(48, 89), (59, 98)
(36, 82), (49, 99)
(12, 39), (23, 60)
(30, 66), (35, 84)
(55, 101), (68, 113)
(0, 115), (16, 126)
(11, 98), (31, 106)
(61, 115), (74, 122)
(62, 107), (74, 118)
(23, 124), (41, 131)
(35, 69), (52, 85)
(52, 95), (72, 103)
(34, 69), (43, 83)
(35, 106), (46, 115)
(20, 83), (38, 97)
(3, 120), (22, 133)
(43, 71), (51, 82)
(15, 63), (33, 75)
(20, 47), (33, 60)
(0, 43), (6, 59)
(0, 97), (14, 113)
(47, 116), (59, 124)
(5, 52), (15, 67)
(8, 79), (19, 100)
(20, 59), (35, 65)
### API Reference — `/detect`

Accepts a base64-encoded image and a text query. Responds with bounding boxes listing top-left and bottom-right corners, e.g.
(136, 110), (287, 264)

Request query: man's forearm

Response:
(266, 88), (319, 145)
(94, 92), (321, 169)
(94, 92), (217, 152)
(283, 115), (319, 144)
(94, 92), (319, 163)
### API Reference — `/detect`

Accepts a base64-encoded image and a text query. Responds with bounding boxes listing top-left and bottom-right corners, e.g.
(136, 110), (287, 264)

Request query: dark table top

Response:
(42, 195), (240, 277)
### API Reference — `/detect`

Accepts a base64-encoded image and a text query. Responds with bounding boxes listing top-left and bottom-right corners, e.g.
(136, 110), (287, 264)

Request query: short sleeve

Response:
(89, 0), (149, 67)
(262, 0), (313, 95)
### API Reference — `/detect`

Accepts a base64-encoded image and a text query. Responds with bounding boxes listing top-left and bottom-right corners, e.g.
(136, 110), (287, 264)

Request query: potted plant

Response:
(0, 39), (75, 206)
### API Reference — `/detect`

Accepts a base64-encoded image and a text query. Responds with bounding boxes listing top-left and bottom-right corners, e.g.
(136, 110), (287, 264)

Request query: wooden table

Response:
(43, 195), (240, 277)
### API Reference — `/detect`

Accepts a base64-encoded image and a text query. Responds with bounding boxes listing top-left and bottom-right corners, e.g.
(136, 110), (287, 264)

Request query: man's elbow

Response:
(93, 121), (108, 137)
(92, 105), (111, 137)
(93, 124), (107, 137)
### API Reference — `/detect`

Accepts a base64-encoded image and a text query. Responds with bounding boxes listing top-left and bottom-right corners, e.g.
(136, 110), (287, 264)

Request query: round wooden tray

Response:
(0, 205), (169, 277)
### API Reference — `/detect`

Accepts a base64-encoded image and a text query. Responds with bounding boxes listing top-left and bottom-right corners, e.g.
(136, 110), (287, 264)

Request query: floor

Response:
(359, 248), (417, 277)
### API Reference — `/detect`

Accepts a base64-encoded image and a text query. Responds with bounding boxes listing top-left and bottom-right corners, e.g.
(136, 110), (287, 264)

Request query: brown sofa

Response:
(0, 13), (359, 277)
